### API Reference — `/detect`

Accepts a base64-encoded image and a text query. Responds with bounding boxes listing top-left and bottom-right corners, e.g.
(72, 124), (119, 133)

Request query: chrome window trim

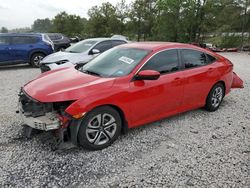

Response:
(134, 47), (217, 76)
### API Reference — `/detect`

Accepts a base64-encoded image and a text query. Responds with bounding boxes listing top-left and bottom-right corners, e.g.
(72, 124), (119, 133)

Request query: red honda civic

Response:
(18, 42), (243, 150)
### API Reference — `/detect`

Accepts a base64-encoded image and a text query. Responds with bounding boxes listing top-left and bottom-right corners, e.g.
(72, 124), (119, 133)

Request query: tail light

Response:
(42, 34), (54, 51)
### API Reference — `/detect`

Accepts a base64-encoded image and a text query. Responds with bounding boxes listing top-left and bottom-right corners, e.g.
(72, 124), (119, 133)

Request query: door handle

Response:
(208, 68), (213, 72)
(5, 47), (11, 50)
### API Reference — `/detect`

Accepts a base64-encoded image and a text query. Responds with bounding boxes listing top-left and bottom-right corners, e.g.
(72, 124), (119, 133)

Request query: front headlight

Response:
(56, 60), (69, 65)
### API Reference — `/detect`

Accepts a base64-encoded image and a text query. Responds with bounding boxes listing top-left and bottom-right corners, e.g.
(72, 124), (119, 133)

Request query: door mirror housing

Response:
(136, 70), (160, 81)
(91, 49), (100, 55)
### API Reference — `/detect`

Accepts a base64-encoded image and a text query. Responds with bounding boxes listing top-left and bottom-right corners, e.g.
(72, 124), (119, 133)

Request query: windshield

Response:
(65, 39), (98, 53)
(81, 47), (150, 77)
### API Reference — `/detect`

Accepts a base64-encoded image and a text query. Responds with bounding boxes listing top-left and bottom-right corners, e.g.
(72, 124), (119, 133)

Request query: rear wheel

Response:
(78, 106), (122, 150)
(205, 83), (225, 112)
(30, 53), (45, 68)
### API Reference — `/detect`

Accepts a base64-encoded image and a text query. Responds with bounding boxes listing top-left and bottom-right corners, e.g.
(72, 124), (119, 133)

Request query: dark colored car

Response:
(0, 33), (54, 67)
(19, 42), (243, 150)
(242, 45), (250, 51)
(46, 33), (71, 52)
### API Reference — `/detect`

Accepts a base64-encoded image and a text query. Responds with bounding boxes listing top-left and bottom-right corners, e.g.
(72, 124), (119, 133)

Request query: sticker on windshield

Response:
(119, 56), (134, 64)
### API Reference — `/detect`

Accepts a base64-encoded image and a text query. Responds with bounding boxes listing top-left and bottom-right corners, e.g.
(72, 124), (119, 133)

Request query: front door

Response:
(129, 49), (184, 126)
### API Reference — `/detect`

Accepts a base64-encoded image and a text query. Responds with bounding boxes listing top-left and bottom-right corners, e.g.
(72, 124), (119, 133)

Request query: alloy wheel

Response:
(33, 55), (44, 66)
(86, 113), (117, 146)
(211, 87), (223, 108)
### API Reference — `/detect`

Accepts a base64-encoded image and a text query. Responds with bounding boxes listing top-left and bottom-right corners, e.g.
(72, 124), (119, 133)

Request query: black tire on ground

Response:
(205, 82), (225, 112)
(78, 106), (122, 150)
(30, 53), (45, 68)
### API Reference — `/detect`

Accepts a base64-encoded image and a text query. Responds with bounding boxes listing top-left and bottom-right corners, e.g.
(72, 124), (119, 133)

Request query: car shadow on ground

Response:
(0, 64), (35, 71)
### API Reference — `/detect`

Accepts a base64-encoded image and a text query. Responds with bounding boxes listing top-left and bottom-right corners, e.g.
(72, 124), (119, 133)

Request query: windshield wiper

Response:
(82, 70), (101, 77)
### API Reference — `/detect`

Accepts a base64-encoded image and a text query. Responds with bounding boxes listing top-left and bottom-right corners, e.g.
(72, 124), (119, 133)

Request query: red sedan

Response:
(18, 42), (243, 150)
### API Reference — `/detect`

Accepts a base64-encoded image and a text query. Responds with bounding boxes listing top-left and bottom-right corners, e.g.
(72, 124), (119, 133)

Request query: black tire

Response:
(30, 53), (45, 68)
(78, 106), (122, 150)
(205, 83), (225, 112)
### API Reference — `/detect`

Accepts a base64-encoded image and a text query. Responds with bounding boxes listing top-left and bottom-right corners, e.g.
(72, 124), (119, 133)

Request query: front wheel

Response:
(205, 83), (225, 112)
(30, 53), (45, 68)
(78, 106), (122, 150)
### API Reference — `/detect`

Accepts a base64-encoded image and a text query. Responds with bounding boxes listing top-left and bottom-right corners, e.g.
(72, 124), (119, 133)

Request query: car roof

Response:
(85, 37), (127, 42)
(119, 42), (221, 58)
(121, 42), (214, 52)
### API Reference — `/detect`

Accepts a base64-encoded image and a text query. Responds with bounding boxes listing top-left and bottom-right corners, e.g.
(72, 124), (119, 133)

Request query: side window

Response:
(206, 54), (217, 63)
(94, 41), (113, 53)
(182, 49), (208, 68)
(0, 36), (10, 45)
(12, 36), (37, 44)
(25, 37), (38, 44)
(112, 40), (126, 47)
(11, 36), (27, 44)
(141, 49), (179, 74)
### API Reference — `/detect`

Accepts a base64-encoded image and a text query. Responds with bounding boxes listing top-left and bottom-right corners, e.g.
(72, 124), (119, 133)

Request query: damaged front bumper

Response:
(17, 89), (79, 150)
(19, 109), (60, 131)
(18, 90), (62, 131)
(231, 72), (244, 89)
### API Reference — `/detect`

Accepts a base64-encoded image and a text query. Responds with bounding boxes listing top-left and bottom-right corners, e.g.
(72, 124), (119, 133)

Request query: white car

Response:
(40, 38), (127, 72)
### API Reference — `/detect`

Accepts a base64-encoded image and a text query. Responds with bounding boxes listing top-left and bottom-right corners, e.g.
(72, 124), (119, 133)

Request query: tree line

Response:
(2, 0), (250, 47)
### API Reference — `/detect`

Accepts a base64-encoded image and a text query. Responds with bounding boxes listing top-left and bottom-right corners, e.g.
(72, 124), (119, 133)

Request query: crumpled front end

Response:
(18, 89), (77, 149)
(19, 90), (61, 131)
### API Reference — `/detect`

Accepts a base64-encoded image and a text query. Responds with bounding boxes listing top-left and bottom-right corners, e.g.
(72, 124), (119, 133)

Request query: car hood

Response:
(41, 51), (92, 64)
(23, 67), (115, 102)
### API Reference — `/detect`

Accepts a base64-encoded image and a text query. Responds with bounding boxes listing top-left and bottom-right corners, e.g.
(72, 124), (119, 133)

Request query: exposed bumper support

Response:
(19, 102), (60, 131)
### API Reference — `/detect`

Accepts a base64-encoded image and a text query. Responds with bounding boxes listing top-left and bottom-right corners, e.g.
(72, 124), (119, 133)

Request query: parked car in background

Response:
(40, 38), (128, 72)
(242, 45), (250, 51)
(46, 33), (71, 52)
(19, 42), (243, 150)
(0, 33), (54, 67)
(70, 35), (82, 43)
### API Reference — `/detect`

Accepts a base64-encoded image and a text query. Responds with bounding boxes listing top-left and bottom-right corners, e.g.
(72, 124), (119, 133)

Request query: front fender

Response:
(65, 89), (130, 124)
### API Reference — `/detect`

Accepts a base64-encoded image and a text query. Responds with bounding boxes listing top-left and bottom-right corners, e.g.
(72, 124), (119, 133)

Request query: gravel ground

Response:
(0, 53), (249, 188)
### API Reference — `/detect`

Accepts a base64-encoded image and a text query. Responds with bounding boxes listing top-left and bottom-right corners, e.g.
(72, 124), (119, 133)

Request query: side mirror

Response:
(136, 70), (160, 81)
(91, 49), (100, 55)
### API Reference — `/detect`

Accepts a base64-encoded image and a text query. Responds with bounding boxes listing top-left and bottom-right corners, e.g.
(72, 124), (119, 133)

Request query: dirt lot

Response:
(0, 53), (249, 187)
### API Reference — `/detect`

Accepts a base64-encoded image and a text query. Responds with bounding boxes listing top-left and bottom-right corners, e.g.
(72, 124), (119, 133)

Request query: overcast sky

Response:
(0, 0), (133, 29)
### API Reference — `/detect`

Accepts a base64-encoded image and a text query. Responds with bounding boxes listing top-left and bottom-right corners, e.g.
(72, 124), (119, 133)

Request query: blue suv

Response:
(0, 33), (54, 67)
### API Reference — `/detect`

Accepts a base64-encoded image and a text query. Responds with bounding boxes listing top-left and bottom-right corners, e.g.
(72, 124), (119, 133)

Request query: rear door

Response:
(10, 36), (38, 62)
(180, 49), (218, 108)
(0, 36), (12, 62)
